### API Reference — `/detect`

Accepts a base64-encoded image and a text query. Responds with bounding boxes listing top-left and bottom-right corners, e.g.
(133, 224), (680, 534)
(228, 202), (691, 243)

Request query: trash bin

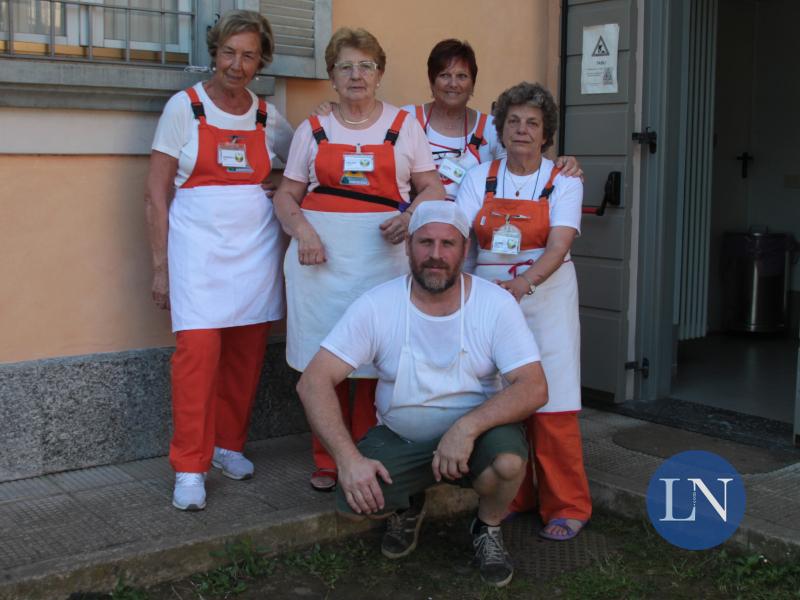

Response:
(721, 231), (795, 332)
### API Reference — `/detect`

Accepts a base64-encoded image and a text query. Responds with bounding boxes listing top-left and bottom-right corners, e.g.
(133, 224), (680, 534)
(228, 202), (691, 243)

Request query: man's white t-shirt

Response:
(321, 275), (540, 442)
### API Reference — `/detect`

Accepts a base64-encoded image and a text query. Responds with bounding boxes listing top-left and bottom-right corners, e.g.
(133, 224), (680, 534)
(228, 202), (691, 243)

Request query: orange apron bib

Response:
(301, 112), (407, 212)
(182, 86), (270, 188)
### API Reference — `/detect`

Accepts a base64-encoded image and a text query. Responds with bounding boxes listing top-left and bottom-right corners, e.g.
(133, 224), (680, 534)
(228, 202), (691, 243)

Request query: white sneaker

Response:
(212, 446), (254, 480)
(172, 472), (206, 511)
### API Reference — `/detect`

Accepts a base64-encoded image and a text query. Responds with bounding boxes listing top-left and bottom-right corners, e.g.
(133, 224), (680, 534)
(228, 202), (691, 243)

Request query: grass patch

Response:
(191, 538), (276, 595)
(85, 511), (800, 599)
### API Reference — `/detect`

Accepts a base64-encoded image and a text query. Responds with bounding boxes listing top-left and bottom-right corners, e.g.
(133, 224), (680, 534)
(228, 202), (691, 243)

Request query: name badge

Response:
(491, 222), (522, 255)
(438, 158), (466, 184)
(343, 153), (375, 172)
(218, 143), (248, 167)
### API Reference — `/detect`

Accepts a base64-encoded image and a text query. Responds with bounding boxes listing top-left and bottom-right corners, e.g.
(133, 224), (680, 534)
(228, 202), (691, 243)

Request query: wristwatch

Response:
(521, 273), (537, 296)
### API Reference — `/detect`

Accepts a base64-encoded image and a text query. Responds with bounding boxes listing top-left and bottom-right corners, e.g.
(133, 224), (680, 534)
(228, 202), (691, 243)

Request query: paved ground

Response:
(1, 408), (798, 599)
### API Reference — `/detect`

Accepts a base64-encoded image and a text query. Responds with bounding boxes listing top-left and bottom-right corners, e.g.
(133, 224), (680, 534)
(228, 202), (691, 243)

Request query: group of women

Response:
(144, 9), (591, 541)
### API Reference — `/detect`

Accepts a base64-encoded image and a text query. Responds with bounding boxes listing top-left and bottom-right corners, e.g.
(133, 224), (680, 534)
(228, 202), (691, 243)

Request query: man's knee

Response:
(490, 452), (526, 481)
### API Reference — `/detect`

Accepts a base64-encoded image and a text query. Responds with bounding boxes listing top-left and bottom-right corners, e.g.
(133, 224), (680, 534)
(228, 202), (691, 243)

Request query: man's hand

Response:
(339, 454), (393, 514)
(432, 421), (475, 482)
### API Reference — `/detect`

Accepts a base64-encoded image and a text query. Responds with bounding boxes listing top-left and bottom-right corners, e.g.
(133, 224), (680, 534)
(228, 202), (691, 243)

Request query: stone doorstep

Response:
(0, 486), (479, 600)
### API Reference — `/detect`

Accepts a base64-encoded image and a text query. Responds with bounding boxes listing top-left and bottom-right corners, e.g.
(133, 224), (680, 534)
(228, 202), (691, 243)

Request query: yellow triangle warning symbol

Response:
(592, 36), (610, 57)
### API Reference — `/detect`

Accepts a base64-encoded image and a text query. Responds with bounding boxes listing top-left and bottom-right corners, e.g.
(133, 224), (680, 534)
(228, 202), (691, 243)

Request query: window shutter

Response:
(260, 0), (330, 79)
(261, 0), (314, 58)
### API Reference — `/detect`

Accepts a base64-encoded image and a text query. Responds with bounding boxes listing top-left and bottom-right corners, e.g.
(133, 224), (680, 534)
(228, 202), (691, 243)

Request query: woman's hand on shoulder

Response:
(296, 222), (327, 265)
(555, 155), (583, 180)
(497, 276), (529, 303)
(379, 211), (411, 245)
(311, 101), (337, 117)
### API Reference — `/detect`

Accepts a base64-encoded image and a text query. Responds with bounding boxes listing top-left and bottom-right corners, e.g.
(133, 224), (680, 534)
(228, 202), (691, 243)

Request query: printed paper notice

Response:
(581, 24), (619, 94)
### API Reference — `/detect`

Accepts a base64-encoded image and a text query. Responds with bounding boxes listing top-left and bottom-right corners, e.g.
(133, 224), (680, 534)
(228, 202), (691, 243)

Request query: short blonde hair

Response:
(324, 27), (386, 76)
(207, 10), (274, 71)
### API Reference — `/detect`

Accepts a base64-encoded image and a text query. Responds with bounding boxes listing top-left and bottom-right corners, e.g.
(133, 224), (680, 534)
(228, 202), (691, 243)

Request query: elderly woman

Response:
(456, 82), (592, 540)
(403, 39), (581, 200)
(273, 27), (444, 492)
(145, 10), (290, 510)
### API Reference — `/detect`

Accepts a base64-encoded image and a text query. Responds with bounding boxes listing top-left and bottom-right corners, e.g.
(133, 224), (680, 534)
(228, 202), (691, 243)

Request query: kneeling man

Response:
(297, 201), (547, 588)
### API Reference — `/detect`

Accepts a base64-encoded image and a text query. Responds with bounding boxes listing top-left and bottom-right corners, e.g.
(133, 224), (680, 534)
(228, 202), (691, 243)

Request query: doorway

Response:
(652, 0), (799, 438)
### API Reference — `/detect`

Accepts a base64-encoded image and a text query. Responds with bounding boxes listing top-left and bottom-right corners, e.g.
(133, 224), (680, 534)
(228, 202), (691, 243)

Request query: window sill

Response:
(0, 58), (276, 112)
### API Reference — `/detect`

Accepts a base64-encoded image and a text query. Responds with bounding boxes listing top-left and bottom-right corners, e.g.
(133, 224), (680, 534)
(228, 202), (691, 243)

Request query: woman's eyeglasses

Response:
(432, 149), (463, 160)
(334, 61), (379, 76)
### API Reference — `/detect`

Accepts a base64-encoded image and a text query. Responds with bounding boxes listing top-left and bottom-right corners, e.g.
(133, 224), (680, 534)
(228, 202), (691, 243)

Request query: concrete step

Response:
(0, 433), (476, 600)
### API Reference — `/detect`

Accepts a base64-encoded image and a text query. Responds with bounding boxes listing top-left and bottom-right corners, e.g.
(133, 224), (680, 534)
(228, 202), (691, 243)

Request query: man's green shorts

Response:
(335, 423), (528, 515)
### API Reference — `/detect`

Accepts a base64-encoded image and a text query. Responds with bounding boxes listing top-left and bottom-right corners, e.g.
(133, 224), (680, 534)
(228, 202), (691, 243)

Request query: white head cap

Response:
(408, 201), (470, 239)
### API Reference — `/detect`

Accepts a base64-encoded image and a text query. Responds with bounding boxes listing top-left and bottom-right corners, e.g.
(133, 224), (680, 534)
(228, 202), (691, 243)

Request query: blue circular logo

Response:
(646, 450), (746, 550)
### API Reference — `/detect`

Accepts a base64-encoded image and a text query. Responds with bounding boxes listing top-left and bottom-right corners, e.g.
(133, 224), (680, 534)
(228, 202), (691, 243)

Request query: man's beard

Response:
(410, 255), (464, 294)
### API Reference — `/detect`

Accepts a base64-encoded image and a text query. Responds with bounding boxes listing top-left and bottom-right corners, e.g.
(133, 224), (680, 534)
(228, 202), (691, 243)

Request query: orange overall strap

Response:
(384, 110), (408, 145)
(308, 115), (328, 144)
(467, 112), (488, 160)
(414, 105), (426, 129)
(483, 159), (502, 202)
(256, 98), (267, 128)
(185, 87), (206, 123)
(539, 165), (562, 199)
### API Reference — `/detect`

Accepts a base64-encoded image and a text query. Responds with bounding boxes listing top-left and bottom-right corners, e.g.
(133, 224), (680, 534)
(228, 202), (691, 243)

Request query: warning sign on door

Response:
(581, 24), (619, 94)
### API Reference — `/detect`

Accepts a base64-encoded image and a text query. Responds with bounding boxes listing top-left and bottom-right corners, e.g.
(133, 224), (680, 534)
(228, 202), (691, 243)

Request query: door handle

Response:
(582, 171), (622, 216)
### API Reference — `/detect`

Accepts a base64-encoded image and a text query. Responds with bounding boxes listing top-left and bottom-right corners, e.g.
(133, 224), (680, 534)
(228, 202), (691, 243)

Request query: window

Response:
(0, 0), (330, 111)
(0, 0), (193, 65)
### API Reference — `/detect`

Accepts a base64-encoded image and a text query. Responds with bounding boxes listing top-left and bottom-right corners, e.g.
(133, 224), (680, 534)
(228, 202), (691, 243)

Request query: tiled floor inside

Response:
(672, 333), (798, 424)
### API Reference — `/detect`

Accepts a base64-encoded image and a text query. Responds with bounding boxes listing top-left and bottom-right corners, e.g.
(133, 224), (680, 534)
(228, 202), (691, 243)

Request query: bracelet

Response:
(520, 272), (537, 296)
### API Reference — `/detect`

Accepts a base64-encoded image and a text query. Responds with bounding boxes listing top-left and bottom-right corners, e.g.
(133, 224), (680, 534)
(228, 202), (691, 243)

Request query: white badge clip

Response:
(490, 213), (525, 255)
(438, 158), (466, 183)
(343, 153), (375, 172)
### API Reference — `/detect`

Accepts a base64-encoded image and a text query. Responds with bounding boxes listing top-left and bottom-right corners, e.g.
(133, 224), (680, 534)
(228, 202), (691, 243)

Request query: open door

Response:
(562, 0), (639, 401)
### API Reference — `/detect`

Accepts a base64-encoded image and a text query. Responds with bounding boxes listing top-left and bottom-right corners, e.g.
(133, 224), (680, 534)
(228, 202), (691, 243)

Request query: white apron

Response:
(168, 183), (286, 332)
(474, 249), (581, 413)
(383, 275), (486, 442)
(284, 209), (408, 376)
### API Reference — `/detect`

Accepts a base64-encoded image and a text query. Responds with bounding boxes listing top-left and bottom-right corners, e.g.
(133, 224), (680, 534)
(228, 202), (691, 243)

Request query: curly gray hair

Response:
(493, 82), (559, 152)
(207, 10), (274, 71)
